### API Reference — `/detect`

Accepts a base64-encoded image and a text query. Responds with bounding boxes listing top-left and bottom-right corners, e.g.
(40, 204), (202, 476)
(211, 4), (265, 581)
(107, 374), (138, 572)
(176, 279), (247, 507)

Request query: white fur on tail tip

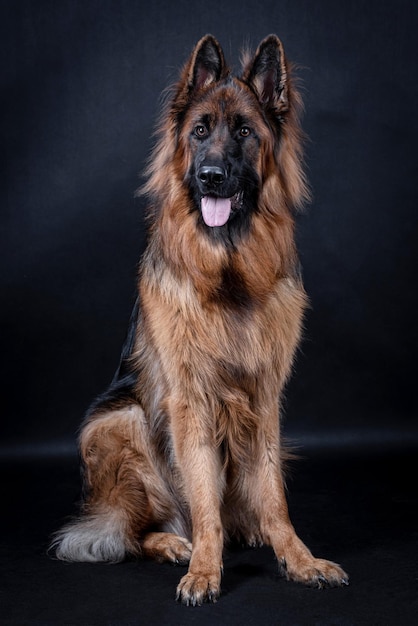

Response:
(51, 509), (131, 563)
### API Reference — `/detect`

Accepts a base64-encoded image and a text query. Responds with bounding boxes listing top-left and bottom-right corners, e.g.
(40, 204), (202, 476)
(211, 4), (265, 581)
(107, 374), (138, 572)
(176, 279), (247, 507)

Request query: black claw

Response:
(207, 590), (218, 604)
(317, 574), (329, 589)
(341, 577), (350, 586)
(278, 556), (288, 577)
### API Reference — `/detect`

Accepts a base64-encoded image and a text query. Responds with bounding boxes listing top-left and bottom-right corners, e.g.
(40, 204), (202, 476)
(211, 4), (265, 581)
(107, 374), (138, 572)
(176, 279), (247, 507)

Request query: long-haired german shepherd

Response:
(52, 35), (348, 605)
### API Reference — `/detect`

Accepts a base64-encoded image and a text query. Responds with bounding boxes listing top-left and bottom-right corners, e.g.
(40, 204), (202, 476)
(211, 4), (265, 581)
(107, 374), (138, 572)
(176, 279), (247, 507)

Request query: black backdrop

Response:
(2, 0), (418, 454)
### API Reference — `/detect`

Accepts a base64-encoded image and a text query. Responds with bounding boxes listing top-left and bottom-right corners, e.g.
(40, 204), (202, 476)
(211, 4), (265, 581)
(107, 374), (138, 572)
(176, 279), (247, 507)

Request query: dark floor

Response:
(1, 444), (417, 625)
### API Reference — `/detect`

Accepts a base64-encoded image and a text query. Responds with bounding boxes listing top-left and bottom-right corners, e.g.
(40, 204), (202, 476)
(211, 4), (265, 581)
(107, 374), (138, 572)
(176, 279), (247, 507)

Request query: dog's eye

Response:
(194, 125), (208, 138)
(239, 126), (251, 138)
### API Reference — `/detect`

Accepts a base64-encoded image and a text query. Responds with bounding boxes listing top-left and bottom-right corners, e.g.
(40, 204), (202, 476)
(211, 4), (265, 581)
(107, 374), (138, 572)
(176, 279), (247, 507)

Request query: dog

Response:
(51, 34), (349, 605)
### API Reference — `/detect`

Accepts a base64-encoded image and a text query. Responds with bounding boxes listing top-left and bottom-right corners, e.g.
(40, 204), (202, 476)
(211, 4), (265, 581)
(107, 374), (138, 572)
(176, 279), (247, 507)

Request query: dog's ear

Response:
(176, 35), (226, 105)
(187, 35), (226, 91)
(242, 35), (289, 114)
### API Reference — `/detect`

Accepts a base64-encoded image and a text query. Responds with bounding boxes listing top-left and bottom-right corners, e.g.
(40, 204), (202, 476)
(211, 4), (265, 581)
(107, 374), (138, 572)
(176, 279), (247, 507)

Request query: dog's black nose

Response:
(198, 166), (226, 186)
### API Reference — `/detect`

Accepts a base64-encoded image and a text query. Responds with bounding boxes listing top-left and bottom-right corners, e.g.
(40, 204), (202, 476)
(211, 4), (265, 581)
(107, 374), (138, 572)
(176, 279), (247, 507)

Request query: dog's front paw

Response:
(284, 556), (349, 588)
(176, 570), (221, 606)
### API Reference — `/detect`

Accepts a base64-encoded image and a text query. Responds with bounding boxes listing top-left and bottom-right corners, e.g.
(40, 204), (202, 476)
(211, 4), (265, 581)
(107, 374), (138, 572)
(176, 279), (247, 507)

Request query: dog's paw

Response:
(176, 570), (221, 606)
(283, 556), (349, 588)
(245, 532), (264, 548)
(142, 532), (192, 564)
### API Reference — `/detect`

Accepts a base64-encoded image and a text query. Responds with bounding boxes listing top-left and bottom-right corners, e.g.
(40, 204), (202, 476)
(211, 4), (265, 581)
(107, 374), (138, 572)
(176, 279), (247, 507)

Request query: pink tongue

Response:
(201, 196), (232, 227)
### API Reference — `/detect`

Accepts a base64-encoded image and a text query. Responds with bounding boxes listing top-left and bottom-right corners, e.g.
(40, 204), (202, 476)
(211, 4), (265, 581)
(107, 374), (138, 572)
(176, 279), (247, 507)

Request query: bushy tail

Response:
(50, 507), (140, 563)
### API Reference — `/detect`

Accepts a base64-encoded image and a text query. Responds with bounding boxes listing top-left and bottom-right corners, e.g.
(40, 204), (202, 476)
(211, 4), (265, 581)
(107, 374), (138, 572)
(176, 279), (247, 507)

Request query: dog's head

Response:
(142, 35), (308, 242)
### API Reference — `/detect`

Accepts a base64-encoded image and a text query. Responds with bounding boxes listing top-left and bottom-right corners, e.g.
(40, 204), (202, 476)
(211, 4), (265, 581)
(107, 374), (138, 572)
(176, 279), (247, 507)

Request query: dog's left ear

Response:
(242, 35), (289, 114)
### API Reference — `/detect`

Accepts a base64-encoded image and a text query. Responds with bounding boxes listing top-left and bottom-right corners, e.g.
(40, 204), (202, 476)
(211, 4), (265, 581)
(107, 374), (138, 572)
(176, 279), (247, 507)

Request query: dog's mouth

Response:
(201, 192), (243, 227)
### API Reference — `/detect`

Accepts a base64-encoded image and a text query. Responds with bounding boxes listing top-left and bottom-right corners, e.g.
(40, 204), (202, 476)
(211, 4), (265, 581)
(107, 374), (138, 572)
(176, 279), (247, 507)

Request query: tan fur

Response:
(52, 34), (348, 605)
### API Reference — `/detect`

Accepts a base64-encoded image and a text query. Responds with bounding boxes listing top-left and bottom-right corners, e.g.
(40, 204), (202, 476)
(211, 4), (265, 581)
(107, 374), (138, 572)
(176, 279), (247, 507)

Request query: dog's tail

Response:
(50, 507), (140, 562)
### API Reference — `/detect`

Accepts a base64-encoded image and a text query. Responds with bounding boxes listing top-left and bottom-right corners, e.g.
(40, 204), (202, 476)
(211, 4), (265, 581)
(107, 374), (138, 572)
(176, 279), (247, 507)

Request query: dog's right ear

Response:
(187, 35), (226, 91)
(176, 35), (226, 103)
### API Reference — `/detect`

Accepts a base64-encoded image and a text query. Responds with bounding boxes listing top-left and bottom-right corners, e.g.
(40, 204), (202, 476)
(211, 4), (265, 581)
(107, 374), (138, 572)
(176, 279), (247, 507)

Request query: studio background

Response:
(2, 1), (418, 450)
(2, 2), (418, 625)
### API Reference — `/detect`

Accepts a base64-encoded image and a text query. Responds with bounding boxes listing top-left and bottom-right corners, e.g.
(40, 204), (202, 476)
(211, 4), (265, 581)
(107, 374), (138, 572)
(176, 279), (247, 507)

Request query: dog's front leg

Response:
(170, 398), (224, 606)
(249, 424), (349, 588)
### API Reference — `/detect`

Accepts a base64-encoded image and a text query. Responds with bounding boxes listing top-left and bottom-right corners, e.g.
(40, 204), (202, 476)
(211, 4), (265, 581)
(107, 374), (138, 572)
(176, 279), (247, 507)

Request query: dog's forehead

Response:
(188, 80), (263, 125)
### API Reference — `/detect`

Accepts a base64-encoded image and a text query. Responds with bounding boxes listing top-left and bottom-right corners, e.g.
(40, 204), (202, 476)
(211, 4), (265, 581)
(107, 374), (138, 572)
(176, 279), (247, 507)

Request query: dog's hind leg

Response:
(51, 403), (188, 563)
(51, 404), (148, 561)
